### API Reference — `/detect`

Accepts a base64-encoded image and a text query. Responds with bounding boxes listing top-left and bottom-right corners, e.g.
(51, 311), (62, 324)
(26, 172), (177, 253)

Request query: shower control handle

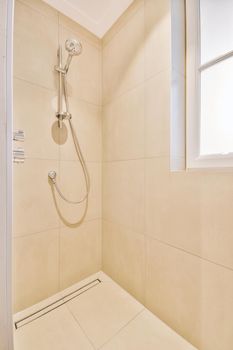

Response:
(13, 147), (25, 163)
(13, 129), (25, 142)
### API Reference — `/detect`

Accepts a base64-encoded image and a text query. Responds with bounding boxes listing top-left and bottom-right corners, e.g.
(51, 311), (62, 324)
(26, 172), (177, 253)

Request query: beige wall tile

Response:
(59, 25), (102, 105)
(13, 229), (59, 312)
(103, 0), (144, 47)
(59, 220), (102, 290)
(145, 158), (203, 255)
(145, 157), (233, 271)
(13, 159), (59, 236)
(200, 171), (233, 270)
(145, 0), (171, 79)
(13, 78), (59, 160)
(59, 99), (102, 162)
(102, 1), (233, 350)
(16, 0), (57, 20)
(200, 261), (233, 350)
(145, 237), (201, 348)
(103, 160), (144, 233)
(103, 85), (144, 161)
(102, 220), (145, 303)
(103, 4), (144, 103)
(145, 71), (170, 157)
(14, 1), (58, 89)
(57, 161), (101, 226)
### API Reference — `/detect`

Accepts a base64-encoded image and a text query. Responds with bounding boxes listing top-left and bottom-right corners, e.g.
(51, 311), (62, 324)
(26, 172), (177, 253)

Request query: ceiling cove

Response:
(43, 0), (134, 38)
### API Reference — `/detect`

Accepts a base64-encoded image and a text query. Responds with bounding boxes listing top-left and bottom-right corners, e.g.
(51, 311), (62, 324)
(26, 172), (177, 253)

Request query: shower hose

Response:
(49, 72), (90, 204)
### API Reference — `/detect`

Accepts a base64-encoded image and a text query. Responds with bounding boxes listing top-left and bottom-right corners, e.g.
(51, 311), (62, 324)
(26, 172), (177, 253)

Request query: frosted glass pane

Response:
(200, 57), (233, 156)
(200, 0), (233, 64)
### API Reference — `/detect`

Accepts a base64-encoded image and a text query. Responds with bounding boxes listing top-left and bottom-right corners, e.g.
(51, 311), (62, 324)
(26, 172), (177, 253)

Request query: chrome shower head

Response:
(64, 38), (82, 73)
(65, 38), (82, 56)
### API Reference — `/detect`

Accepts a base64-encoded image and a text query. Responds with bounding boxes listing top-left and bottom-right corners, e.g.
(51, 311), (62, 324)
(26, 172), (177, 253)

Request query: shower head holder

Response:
(48, 171), (57, 184)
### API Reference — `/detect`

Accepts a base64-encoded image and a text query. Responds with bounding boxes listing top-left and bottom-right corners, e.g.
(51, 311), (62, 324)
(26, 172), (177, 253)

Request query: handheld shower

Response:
(49, 38), (90, 205)
(64, 38), (82, 73)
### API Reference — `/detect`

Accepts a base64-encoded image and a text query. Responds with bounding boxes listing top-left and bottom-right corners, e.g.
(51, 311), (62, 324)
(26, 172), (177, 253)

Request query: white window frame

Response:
(186, 0), (233, 168)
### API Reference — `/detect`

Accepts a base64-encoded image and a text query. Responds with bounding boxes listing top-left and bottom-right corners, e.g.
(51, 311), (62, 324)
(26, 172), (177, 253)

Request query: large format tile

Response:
(59, 99), (102, 162)
(59, 220), (102, 290)
(101, 310), (197, 350)
(145, 0), (171, 79)
(103, 85), (144, 161)
(103, 3), (144, 103)
(145, 157), (233, 270)
(199, 260), (233, 350)
(103, 221), (145, 303)
(67, 281), (144, 348)
(58, 161), (101, 226)
(145, 71), (170, 157)
(13, 229), (59, 312)
(103, 160), (144, 233)
(17, 0), (57, 20)
(200, 171), (233, 270)
(14, 305), (93, 350)
(13, 159), (59, 236)
(145, 157), (203, 255)
(13, 78), (59, 160)
(59, 25), (102, 105)
(14, 0), (58, 89)
(145, 237), (201, 348)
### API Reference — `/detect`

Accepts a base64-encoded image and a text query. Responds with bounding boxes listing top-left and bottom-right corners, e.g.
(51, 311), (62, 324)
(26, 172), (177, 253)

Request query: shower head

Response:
(65, 38), (82, 56)
(64, 38), (82, 72)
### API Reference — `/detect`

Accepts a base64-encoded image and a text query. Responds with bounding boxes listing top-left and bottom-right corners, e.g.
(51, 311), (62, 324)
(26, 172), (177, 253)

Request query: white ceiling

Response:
(43, 0), (134, 38)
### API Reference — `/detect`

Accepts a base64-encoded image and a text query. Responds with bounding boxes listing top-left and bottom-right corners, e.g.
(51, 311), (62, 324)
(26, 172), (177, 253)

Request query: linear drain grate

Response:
(15, 278), (101, 330)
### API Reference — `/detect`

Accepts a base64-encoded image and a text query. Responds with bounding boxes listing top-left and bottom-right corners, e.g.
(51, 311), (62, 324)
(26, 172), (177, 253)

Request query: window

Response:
(186, 0), (233, 168)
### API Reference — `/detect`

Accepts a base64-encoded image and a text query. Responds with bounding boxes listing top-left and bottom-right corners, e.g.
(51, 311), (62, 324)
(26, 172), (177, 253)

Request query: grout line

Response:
(16, 0), (59, 21)
(13, 76), (56, 93)
(57, 13), (62, 292)
(98, 309), (145, 349)
(13, 76), (102, 108)
(13, 226), (60, 239)
(102, 218), (233, 274)
(102, 0), (145, 48)
(145, 232), (233, 273)
(142, 0), (147, 307)
(13, 218), (101, 239)
(66, 305), (96, 349)
(22, 157), (101, 163)
(102, 67), (170, 107)
(102, 155), (170, 163)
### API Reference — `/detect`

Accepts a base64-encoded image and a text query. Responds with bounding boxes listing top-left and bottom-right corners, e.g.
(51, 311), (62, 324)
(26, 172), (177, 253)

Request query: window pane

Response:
(200, 57), (233, 156)
(200, 0), (233, 64)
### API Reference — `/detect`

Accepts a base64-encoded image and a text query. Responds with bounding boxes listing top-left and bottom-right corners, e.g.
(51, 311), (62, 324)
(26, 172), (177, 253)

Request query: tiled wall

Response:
(13, 0), (233, 349)
(13, 0), (102, 312)
(102, 1), (233, 350)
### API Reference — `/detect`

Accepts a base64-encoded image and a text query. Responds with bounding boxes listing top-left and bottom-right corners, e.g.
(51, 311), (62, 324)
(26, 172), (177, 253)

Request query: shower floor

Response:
(14, 272), (197, 350)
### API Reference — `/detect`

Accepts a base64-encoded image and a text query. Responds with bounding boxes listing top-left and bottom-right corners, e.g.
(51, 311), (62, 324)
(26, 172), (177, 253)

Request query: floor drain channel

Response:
(15, 278), (101, 330)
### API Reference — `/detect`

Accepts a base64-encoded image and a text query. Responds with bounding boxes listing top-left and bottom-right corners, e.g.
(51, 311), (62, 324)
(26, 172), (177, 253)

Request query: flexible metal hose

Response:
(51, 72), (90, 204)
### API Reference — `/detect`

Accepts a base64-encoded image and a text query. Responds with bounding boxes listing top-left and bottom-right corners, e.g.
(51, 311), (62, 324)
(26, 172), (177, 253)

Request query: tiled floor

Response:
(14, 271), (197, 350)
